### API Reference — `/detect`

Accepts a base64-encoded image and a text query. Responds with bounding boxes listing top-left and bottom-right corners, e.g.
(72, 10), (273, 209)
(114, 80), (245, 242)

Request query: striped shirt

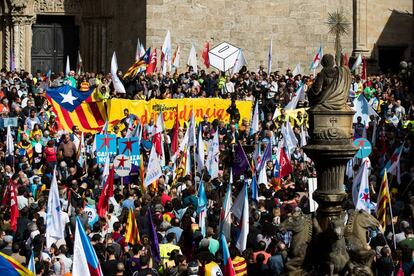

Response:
(232, 256), (247, 276)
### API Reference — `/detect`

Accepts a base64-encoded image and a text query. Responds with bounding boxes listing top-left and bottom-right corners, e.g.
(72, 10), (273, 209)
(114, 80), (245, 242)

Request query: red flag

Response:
(3, 179), (19, 232)
(361, 56), (367, 81)
(202, 42), (210, 68)
(342, 53), (349, 67)
(146, 48), (158, 75)
(171, 107), (179, 155)
(97, 167), (115, 217)
(279, 148), (293, 179)
(152, 133), (163, 157)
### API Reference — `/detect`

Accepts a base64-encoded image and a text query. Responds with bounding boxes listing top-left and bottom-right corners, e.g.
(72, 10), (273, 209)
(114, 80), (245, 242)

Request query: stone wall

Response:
(365, 0), (413, 60)
(145, 0), (353, 73)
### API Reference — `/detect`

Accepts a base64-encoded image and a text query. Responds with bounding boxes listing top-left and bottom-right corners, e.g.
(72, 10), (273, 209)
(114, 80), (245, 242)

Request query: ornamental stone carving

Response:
(34, 0), (81, 14)
(10, 0), (27, 14)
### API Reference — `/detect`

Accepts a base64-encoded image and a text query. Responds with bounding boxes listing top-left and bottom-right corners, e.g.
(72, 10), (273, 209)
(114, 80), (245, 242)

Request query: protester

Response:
(0, 57), (413, 276)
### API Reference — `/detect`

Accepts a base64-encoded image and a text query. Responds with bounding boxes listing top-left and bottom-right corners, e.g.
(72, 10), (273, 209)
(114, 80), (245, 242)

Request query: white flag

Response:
(76, 51), (83, 75)
(281, 121), (298, 155)
(300, 125), (308, 147)
(196, 127), (205, 173)
(236, 184), (249, 252)
(352, 53), (362, 71)
(65, 56), (70, 77)
(172, 45), (181, 69)
(206, 131), (219, 179)
(110, 52), (126, 94)
(144, 146), (163, 187)
(250, 101), (259, 135)
(292, 63), (302, 76)
(188, 110), (196, 147)
(153, 111), (165, 136)
(231, 49), (248, 75)
(220, 182), (232, 241)
(135, 38), (142, 61)
(6, 126), (14, 157)
(285, 83), (305, 110)
(354, 160), (371, 212)
(187, 43), (198, 74)
(161, 30), (172, 75)
(267, 39), (273, 75)
(179, 125), (190, 153)
(46, 170), (64, 248)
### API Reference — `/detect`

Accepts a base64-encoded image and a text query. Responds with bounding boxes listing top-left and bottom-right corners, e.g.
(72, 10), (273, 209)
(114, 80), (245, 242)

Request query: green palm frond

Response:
(326, 10), (350, 37)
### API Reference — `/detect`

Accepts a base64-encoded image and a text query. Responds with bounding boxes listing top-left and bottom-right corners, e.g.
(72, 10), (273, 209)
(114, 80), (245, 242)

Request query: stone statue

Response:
(311, 215), (351, 276)
(308, 54), (351, 111)
(279, 210), (313, 274)
(344, 210), (380, 275)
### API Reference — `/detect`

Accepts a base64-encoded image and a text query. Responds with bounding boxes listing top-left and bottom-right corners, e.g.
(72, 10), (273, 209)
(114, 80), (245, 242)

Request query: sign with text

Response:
(95, 134), (117, 164)
(118, 137), (140, 166)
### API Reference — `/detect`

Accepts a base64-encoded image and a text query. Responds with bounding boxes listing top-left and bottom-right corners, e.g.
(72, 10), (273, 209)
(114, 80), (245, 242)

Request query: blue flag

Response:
(197, 181), (208, 214)
(46, 84), (92, 112)
(257, 141), (272, 172)
(251, 176), (258, 202)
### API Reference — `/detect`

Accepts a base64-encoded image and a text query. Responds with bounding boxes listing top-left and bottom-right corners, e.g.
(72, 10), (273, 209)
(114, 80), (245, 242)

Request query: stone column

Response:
(21, 15), (36, 72)
(353, 0), (369, 56)
(10, 15), (36, 71)
(304, 109), (357, 231)
(1, 16), (12, 70)
(11, 17), (20, 70)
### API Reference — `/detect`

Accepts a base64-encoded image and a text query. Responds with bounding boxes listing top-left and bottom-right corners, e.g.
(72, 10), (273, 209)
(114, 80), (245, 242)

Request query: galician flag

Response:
(46, 170), (64, 248)
(310, 46), (323, 70)
(206, 131), (219, 179)
(353, 159), (371, 212)
(72, 216), (103, 276)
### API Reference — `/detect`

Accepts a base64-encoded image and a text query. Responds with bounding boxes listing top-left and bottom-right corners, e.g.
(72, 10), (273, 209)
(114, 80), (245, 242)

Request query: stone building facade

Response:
(0, 0), (412, 74)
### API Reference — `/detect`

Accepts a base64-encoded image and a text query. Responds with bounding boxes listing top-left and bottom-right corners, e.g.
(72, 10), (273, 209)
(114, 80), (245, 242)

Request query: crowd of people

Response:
(0, 59), (413, 276)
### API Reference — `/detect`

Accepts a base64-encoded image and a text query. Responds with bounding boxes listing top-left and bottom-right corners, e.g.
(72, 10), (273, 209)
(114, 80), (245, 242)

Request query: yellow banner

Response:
(107, 98), (254, 129)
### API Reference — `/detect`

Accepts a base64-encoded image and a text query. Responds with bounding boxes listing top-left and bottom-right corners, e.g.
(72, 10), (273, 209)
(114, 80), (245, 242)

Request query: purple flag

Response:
(147, 208), (161, 263)
(232, 142), (249, 176)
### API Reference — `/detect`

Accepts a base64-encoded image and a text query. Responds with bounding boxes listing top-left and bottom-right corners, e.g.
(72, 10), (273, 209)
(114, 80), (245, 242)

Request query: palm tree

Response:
(326, 9), (350, 65)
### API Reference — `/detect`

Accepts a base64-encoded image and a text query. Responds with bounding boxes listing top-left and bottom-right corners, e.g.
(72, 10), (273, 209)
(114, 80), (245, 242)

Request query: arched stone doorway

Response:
(0, 0), (110, 73)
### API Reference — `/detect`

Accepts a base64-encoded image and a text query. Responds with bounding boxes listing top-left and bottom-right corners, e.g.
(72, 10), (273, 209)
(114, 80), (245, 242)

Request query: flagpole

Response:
(385, 172), (396, 250)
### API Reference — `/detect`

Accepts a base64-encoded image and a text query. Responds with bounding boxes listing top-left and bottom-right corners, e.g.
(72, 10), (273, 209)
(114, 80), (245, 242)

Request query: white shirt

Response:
(17, 195), (28, 210)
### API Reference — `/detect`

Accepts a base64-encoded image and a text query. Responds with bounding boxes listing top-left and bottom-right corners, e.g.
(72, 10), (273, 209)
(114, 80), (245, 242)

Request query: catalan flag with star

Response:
(0, 252), (35, 276)
(124, 48), (150, 79)
(376, 169), (391, 231)
(46, 84), (107, 133)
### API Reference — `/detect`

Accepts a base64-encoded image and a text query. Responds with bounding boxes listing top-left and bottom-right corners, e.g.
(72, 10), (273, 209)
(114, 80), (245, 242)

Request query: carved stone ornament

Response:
(10, 0), (27, 14)
(34, 0), (81, 14)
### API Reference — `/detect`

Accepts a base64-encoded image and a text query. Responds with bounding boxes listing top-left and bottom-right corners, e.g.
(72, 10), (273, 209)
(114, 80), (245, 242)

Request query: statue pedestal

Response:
(304, 108), (357, 230)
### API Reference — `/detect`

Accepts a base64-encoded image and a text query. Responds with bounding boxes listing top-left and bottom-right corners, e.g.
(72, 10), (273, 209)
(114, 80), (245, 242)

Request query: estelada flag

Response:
(0, 252), (35, 276)
(46, 85), (107, 133)
(125, 209), (141, 245)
